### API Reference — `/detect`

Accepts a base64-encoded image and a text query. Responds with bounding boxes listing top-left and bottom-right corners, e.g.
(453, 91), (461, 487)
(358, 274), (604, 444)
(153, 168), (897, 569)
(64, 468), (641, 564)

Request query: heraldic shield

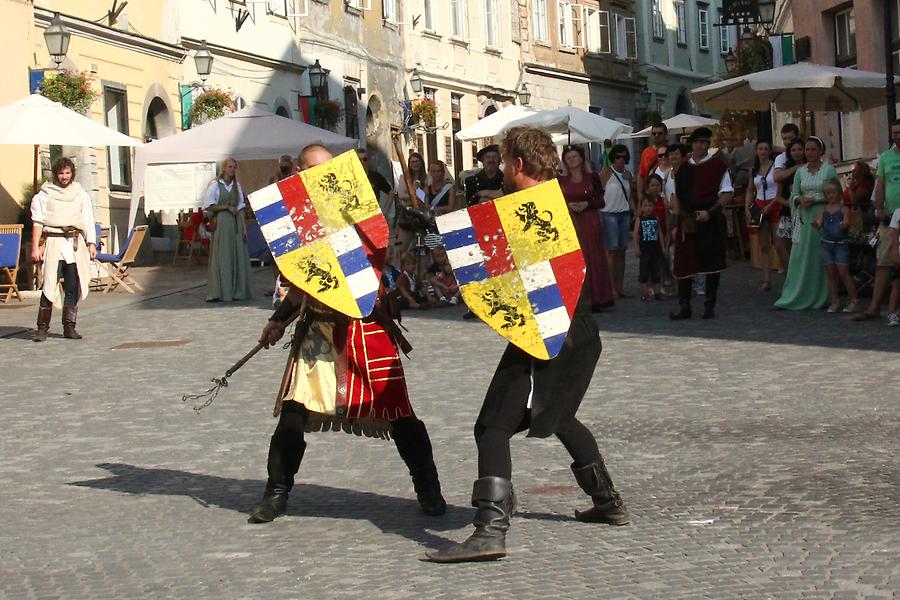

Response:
(435, 179), (586, 360)
(247, 151), (388, 318)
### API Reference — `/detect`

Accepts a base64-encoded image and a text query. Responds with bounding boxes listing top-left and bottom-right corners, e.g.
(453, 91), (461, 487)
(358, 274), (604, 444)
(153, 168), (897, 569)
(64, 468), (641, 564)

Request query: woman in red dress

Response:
(558, 146), (616, 310)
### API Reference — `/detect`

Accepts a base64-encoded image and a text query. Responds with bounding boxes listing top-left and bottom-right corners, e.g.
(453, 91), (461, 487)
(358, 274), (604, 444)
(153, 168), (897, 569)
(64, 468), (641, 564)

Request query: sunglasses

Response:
(657, 153), (667, 158)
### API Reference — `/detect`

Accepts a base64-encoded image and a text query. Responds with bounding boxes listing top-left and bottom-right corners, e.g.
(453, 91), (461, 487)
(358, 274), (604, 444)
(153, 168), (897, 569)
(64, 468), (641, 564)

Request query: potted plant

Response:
(411, 98), (438, 128)
(39, 70), (99, 114)
(189, 88), (235, 126)
(316, 97), (344, 131)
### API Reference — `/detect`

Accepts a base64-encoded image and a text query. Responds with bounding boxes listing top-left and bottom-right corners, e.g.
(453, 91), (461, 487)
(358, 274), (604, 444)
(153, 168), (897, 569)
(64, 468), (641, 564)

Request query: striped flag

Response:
(248, 150), (388, 318)
(436, 179), (585, 360)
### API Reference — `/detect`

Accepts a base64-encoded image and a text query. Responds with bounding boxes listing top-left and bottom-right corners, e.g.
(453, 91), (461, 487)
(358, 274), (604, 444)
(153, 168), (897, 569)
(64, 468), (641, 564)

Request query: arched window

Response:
(144, 96), (173, 141)
(344, 86), (359, 139)
(366, 95), (382, 139)
(483, 104), (498, 118)
(275, 105), (290, 118)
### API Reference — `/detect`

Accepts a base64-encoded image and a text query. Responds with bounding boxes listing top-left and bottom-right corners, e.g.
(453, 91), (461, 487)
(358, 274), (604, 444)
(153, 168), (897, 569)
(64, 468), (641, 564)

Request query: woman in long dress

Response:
(559, 146), (616, 310)
(774, 137), (834, 310)
(204, 158), (253, 302)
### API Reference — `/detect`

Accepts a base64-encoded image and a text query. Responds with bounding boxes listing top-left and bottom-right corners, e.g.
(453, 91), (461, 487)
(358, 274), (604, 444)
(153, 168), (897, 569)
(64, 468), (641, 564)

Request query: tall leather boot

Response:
(425, 477), (516, 563)
(701, 273), (720, 319)
(62, 305), (82, 339)
(669, 278), (692, 320)
(571, 458), (630, 525)
(33, 306), (52, 342)
(248, 440), (306, 524)
(392, 417), (446, 516)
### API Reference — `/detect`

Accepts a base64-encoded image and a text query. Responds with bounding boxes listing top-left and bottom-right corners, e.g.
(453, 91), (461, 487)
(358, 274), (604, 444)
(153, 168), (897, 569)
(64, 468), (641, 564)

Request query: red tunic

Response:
(673, 156), (729, 278)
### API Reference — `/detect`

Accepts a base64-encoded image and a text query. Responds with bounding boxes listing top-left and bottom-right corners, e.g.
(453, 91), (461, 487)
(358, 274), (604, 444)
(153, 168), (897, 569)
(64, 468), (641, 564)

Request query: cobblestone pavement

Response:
(2, 262), (899, 599)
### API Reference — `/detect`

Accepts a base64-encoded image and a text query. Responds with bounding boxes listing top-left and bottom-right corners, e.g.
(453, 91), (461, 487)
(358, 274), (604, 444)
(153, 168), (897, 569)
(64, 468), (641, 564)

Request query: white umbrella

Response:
(626, 114), (720, 138)
(691, 62), (900, 114)
(0, 94), (141, 146)
(456, 104), (632, 144)
(455, 105), (541, 141)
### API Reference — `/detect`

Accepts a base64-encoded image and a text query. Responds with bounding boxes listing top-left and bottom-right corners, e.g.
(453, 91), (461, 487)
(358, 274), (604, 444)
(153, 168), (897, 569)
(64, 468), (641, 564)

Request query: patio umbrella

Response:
(627, 114), (720, 138)
(691, 63), (900, 133)
(456, 104), (632, 144)
(0, 93), (141, 190)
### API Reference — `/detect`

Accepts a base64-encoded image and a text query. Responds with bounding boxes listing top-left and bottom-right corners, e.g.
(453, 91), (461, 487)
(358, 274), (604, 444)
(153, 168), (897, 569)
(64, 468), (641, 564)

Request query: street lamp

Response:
(757, 0), (777, 31)
(725, 49), (739, 76)
(409, 68), (423, 95)
(43, 12), (71, 67)
(194, 40), (213, 83)
(517, 82), (531, 106)
(639, 85), (652, 108)
(308, 59), (327, 95)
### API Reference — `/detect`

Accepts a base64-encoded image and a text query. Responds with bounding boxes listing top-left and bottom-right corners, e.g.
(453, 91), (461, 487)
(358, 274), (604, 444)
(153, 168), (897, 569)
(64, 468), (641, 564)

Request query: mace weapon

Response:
(182, 297), (309, 413)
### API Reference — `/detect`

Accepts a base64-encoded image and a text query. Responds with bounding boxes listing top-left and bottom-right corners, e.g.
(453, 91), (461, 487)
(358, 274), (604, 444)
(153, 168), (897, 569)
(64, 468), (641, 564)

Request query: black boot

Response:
(571, 458), (630, 525)
(62, 305), (82, 339)
(392, 417), (446, 516)
(670, 279), (692, 320)
(701, 273), (720, 319)
(248, 437), (306, 524)
(425, 477), (515, 563)
(33, 306), (52, 342)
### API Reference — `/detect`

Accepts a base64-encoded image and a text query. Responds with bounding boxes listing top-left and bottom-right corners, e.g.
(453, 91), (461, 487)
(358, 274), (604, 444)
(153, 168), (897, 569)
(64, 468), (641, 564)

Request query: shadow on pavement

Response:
(69, 463), (570, 549)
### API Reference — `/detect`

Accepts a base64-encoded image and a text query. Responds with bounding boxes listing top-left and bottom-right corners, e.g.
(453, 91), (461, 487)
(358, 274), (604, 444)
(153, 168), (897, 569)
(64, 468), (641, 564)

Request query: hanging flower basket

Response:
(316, 97), (344, 132)
(39, 70), (99, 114)
(189, 88), (235, 126)
(411, 98), (437, 128)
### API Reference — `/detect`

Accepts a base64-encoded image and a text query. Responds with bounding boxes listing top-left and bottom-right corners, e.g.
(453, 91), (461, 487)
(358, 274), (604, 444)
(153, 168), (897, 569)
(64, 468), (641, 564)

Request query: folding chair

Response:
(173, 211), (209, 265)
(94, 225), (148, 294)
(0, 224), (23, 303)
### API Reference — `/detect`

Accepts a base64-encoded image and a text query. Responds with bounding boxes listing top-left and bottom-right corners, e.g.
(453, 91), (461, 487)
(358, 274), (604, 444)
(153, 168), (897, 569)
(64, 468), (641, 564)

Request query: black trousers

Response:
(39, 261), (79, 308)
(677, 272), (721, 306)
(638, 245), (664, 284)
(266, 401), (437, 490)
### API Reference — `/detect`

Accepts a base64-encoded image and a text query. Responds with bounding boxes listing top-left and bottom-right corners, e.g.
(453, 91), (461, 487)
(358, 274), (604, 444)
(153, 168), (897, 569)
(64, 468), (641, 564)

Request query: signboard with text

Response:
(722, 0), (758, 24)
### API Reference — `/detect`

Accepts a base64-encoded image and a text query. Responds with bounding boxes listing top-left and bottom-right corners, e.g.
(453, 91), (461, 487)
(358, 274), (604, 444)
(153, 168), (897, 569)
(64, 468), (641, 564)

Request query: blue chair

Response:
(0, 224), (23, 303)
(93, 225), (148, 294)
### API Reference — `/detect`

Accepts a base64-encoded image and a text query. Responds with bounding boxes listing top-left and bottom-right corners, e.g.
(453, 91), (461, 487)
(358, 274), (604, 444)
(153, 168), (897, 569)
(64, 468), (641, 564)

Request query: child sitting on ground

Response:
(812, 178), (859, 313)
(432, 261), (461, 305)
(396, 251), (435, 310)
(632, 196), (665, 301)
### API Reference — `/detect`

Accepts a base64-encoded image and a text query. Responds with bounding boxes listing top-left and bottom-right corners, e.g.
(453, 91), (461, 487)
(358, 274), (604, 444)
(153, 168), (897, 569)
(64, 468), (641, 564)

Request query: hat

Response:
(476, 144), (500, 162)
(688, 127), (713, 142)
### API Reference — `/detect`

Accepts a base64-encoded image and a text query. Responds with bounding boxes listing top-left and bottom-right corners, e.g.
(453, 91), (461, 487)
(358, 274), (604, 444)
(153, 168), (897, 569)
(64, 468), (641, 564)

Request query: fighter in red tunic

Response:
(247, 145), (445, 524)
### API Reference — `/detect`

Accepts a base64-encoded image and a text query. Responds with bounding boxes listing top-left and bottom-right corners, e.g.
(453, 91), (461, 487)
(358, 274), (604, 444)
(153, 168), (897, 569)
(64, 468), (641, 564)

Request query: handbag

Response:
(748, 203), (763, 228)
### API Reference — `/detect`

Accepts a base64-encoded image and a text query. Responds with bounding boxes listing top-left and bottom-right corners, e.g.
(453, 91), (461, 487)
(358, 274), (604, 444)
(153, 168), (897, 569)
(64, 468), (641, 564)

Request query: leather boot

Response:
(425, 477), (516, 563)
(248, 439), (306, 524)
(392, 417), (446, 516)
(669, 298), (692, 320)
(701, 274), (719, 319)
(62, 306), (82, 339)
(33, 306), (52, 342)
(571, 458), (630, 525)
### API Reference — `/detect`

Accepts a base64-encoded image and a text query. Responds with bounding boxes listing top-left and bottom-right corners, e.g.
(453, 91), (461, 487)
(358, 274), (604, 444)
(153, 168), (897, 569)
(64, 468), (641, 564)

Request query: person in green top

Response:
(774, 137), (836, 310)
(203, 157), (254, 302)
(854, 120), (900, 321)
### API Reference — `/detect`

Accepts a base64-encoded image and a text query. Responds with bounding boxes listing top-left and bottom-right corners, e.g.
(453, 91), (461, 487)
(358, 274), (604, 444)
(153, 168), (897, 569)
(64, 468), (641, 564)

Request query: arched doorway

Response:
(344, 86), (359, 140)
(366, 95), (382, 140)
(675, 90), (692, 115)
(144, 96), (173, 141)
(483, 104), (498, 118)
(275, 105), (290, 118)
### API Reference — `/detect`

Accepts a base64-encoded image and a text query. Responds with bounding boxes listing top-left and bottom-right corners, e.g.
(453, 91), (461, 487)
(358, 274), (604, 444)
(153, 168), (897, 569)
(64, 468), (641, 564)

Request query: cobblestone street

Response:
(1, 263), (898, 599)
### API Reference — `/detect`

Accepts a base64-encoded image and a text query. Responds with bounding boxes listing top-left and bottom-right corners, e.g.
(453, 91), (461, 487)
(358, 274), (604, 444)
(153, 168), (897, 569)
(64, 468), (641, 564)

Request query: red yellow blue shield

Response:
(435, 179), (585, 360)
(247, 151), (387, 318)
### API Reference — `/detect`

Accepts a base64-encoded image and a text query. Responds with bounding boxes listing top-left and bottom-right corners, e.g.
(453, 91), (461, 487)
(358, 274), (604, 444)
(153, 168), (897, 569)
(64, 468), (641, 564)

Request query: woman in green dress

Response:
(203, 158), (253, 302)
(774, 137), (834, 310)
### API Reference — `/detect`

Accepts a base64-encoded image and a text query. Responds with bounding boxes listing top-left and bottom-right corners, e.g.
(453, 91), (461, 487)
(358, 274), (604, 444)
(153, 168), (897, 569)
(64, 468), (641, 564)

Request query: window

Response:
(346, 0), (371, 10)
(698, 7), (709, 50)
(485, 0), (501, 47)
(558, 2), (573, 47)
(103, 85), (131, 190)
(675, 0), (686, 45)
(511, 2), (521, 43)
(834, 7), (856, 66)
(422, 0), (436, 32)
(268, 0), (287, 17)
(450, 0), (468, 39)
(719, 11), (734, 54)
(382, 0), (398, 23)
(615, 15), (637, 59)
(650, 0), (664, 39)
(533, 0), (549, 43)
(344, 85), (359, 139)
(584, 8), (611, 53)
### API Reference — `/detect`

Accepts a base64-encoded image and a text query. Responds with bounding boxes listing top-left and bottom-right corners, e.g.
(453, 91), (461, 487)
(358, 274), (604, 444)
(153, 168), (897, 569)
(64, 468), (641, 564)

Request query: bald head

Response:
(298, 144), (333, 170)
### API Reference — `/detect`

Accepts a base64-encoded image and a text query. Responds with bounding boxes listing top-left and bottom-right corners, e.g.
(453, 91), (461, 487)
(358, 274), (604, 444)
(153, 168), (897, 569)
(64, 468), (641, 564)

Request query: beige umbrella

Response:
(691, 62), (900, 135)
(626, 114), (720, 138)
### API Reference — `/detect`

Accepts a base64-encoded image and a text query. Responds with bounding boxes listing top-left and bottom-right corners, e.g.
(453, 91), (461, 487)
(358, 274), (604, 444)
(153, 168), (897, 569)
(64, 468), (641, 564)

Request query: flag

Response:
(248, 150), (388, 318)
(436, 179), (585, 360)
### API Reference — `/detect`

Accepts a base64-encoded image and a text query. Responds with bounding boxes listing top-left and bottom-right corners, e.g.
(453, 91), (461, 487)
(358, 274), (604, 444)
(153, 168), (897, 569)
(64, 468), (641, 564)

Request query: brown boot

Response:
(33, 306), (52, 342)
(63, 305), (82, 339)
(571, 458), (631, 525)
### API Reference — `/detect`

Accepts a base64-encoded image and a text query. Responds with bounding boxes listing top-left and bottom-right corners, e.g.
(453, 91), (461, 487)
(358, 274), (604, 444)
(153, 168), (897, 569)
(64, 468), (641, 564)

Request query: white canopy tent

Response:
(129, 106), (357, 229)
(0, 94), (142, 146)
